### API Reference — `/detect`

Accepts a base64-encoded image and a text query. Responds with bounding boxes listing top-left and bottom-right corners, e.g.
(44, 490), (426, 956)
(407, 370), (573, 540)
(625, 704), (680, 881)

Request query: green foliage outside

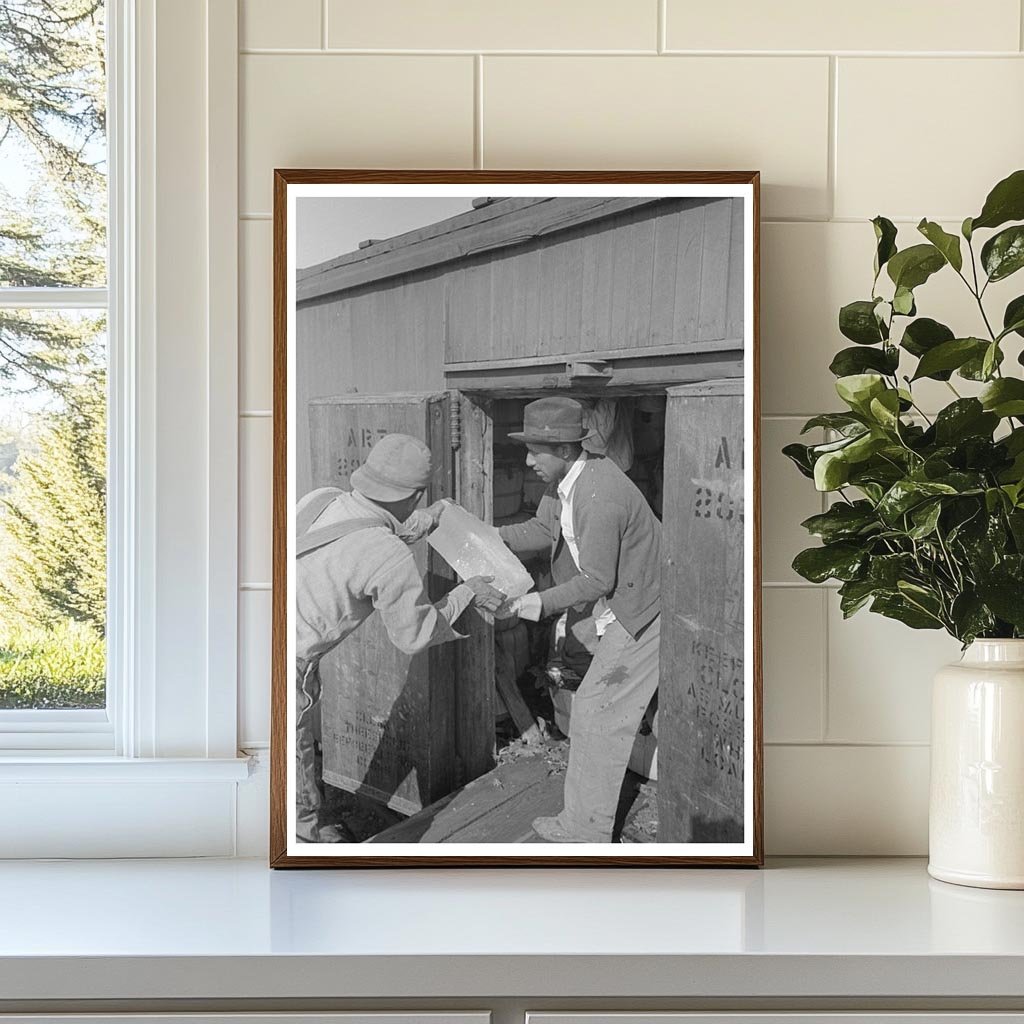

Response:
(0, 1), (107, 708)
(785, 170), (1024, 645)
(0, 620), (104, 709)
(0, 377), (106, 633)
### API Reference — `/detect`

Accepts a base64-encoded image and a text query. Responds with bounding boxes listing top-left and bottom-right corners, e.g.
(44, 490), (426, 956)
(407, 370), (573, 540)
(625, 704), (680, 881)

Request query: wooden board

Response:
(443, 197), (742, 366)
(658, 381), (746, 842)
(307, 393), (459, 815)
(453, 394), (496, 784)
(366, 750), (566, 844)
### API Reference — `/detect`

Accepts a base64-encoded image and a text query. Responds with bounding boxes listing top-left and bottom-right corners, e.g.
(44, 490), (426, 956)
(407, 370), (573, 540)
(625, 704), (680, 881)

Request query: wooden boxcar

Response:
(296, 196), (749, 837)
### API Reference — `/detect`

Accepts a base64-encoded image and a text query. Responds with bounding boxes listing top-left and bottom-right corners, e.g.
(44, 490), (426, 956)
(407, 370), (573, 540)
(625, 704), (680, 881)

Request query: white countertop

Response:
(1, 857), (1023, 1002)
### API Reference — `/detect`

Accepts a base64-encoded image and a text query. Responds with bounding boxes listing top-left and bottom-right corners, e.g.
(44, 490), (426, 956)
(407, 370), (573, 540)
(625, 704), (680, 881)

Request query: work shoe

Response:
(318, 821), (357, 843)
(531, 815), (591, 843)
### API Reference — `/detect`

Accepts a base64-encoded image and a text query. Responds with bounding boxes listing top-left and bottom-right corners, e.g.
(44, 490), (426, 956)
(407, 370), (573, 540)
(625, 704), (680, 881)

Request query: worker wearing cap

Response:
(295, 432), (505, 844)
(499, 397), (662, 843)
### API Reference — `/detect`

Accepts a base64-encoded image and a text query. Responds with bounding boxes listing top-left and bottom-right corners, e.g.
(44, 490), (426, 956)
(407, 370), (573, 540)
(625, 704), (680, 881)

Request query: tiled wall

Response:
(236, 0), (1024, 854)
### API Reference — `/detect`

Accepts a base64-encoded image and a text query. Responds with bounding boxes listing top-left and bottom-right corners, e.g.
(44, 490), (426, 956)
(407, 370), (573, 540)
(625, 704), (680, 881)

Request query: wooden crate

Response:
(307, 392), (491, 814)
(658, 380), (746, 842)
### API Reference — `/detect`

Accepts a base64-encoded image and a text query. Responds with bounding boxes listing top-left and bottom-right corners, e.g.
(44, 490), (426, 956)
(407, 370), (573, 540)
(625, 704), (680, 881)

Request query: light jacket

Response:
(499, 455), (661, 638)
(296, 489), (472, 666)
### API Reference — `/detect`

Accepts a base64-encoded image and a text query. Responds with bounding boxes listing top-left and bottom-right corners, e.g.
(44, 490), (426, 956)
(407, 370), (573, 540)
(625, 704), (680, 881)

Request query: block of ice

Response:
(428, 503), (534, 600)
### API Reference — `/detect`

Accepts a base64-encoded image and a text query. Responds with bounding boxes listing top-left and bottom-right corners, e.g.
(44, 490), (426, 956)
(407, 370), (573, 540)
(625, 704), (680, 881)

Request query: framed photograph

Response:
(271, 170), (762, 867)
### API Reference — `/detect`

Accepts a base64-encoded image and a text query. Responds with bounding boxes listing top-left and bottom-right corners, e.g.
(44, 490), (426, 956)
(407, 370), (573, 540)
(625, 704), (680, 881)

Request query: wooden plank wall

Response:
(444, 197), (743, 364)
(658, 380), (746, 844)
(296, 268), (448, 494)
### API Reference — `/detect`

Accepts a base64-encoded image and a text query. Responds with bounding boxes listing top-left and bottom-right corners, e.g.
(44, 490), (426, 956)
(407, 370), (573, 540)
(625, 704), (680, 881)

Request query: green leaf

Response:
(962, 216), (974, 241)
(892, 286), (916, 316)
(981, 225), (1024, 282)
(960, 344), (1004, 381)
(982, 341), (1001, 381)
(985, 487), (1010, 514)
(856, 482), (885, 504)
(868, 389), (902, 431)
(917, 219), (963, 272)
(1003, 295), (1024, 340)
(911, 337), (988, 381)
(839, 300), (887, 345)
(877, 479), (958, 524)
(950, 593), (996, 644)
(887, 243), (946, 291)
(838, 579), (881, 618)
(782, 442), (815, 479)
(872, 216), (898, 277)
(871, 594), (943, 629)
(976, 579), (1024, 629)
(829, 345), (899, 378)
(979, 378), (1024, 418)
(800, 501), (879, 543)
(971, 168), (1024, 232)
(814, 450), (851, 491)
(908, 500), (943, 539)
(900, 317), (954, 359)
(809, 433), (864, 456)
(800, 413), (866, 435)
(868, 552), (915, 587)
(934, 399), (999, 444)
(836, 373), (887, 413)
(792, 543), (866, 584)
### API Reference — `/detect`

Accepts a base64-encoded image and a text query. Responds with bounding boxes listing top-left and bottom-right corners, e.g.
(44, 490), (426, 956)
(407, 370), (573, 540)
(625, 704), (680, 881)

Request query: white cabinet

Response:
(528, 1017), (1024, 1024)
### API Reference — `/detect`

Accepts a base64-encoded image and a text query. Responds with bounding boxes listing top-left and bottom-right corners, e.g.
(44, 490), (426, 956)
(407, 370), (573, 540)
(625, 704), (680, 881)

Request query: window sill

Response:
(0, 754), (254, 858)
(0, 754), (252, 782)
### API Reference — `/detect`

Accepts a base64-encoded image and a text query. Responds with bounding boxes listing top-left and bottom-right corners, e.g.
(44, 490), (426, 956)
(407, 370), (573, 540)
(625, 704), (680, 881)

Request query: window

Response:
(0, 0), (245, 857)
(0, 1), (110, 746)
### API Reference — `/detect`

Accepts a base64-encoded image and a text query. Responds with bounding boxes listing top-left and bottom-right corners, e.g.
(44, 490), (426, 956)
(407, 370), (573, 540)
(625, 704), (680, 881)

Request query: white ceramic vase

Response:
(929, 639), (1024, 889)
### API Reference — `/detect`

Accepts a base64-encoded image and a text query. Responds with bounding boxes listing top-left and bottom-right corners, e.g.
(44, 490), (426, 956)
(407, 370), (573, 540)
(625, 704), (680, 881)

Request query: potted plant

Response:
(784, 169), (1024, 889)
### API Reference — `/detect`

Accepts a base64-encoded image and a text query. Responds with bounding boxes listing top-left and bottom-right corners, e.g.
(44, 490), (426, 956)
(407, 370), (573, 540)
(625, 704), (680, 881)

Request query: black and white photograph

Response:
(272, 173), (762, 866)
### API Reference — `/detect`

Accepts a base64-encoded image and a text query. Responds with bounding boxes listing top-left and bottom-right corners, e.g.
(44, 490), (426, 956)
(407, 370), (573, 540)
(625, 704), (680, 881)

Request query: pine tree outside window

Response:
(0, 1), (109, 738)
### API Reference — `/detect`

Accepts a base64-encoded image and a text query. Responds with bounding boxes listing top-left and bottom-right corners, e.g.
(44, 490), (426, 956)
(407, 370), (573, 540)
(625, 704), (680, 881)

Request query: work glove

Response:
(423, 497), (455, 531)
(495, 592), (543, 621)
(463, 575), (507, 614)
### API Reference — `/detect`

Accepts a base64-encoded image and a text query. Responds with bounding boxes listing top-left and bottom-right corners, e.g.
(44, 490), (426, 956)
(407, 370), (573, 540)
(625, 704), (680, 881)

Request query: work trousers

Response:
(295, 658), (322, 844)
(556, 614), (661, 842)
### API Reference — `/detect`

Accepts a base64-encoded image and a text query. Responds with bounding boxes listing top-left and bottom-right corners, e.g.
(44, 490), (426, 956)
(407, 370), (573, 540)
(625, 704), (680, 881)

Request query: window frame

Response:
(0, 3), (117, 749)
(0, 0), (247, 857)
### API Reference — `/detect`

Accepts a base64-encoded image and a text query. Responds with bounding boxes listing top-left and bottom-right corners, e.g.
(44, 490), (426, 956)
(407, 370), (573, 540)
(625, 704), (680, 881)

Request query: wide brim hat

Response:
(350, 433), (433, 502)
(508, 396), (596, 445)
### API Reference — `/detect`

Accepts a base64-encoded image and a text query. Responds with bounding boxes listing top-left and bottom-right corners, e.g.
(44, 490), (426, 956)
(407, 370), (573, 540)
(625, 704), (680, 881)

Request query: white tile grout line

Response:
(240, 410), (272, 417)
(474, 55), (484, 169)
(827, 56), (838, 221)
(1020, 0), (1024, 52)
(657, 0), (667, 54)
(240, 583), (272, 591)
(237, 47), (1024, 58)
(765, 740), (931, 748)
(819, 587), (830, 743)
(321, 0), (328, 50)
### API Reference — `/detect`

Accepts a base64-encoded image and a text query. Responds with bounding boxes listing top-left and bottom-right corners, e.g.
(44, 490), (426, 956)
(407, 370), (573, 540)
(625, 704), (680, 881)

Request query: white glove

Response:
(503, 592), (543, 621)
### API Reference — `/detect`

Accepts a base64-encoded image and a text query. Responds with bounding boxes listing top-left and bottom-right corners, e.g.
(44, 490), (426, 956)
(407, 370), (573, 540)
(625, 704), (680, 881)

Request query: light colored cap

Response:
(350, 433), (432, 502)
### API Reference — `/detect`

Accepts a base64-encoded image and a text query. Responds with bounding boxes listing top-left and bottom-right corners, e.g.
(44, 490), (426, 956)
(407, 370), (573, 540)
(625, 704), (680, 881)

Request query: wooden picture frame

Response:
(271, 170), (763, 867)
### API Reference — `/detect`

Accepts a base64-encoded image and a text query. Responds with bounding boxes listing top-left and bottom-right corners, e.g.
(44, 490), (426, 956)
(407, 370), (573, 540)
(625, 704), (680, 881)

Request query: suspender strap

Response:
(297, 516), (383, 558)
(296, 489), (386, 558)
(296, 488), (343, 537)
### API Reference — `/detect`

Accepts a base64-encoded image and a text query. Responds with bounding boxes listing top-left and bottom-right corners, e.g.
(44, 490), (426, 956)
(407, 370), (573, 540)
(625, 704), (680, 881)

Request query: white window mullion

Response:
(0, 288), (108, 310)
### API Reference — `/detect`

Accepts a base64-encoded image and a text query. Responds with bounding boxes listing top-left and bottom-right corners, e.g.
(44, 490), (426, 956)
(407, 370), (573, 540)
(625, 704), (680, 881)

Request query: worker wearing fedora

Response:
(499, 396), (662, 843)
(295, 433), (505, 844)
